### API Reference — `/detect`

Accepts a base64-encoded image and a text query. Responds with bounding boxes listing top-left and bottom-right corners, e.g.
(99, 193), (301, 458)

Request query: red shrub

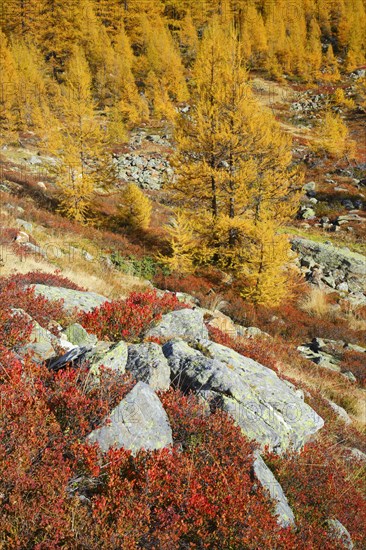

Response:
(0, 308), (33, 350)
(81, 390), (299, 549)
(340, 350), (366, 387)
(10, 270), (84, 291)
(154, 272), (214, 302)
(266, 441), (366, 549)
(0, 277), (67, 335)
(81, 289), (188, 342)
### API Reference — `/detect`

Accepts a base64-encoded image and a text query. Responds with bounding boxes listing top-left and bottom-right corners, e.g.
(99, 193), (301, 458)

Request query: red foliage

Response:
(10, 270), (84, 291)
(81, 289), (188, 342)
(266, 441), (366, 549)
(82, 390), (298, 549)
(340, 350), (366, 387)
(0, 277), (67, 335)
(223, 291), (364, 345)
(154, 272), (214, 302)
(0, 307), (33, 350)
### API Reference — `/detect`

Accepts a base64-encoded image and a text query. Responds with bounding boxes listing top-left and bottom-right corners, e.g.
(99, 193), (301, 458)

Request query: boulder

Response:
(32, 284), (109, 313)
(253, 453), (295, 528)
(163, 339), (323, 453)
(87, 382), (173, 453)
(126, 342), (170, 390)
(146, 308), (208, 342)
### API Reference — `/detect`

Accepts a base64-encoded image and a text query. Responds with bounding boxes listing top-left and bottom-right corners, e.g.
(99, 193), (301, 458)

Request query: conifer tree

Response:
(239, 217), (292, 306)
(314, 110), (355, 159)
(0, 30), (19, 136)
(159, 211), (196, 274)
(50, 46), (116, 222)
(170, 17), (301, 305)
(110, 23), (149, 125)
(139, 14), (189, 119)
(11, 40), (52, 133)
(119, 183), (152, 230)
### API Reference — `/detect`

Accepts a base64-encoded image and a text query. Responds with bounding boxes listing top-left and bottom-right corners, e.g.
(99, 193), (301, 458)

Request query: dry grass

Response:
(273, 345), (366, 425)
(0, 244), (148, 299)
(299, 287), (333, 318)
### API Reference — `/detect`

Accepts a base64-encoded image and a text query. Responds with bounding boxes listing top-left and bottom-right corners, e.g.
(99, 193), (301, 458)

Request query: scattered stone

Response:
(14, 231), (29, 243)
(22, 242), (47, 257)
(15, 218), (33, 232)
(342, 371), (357, 383)
(326, 519), (354, 550)
(326, 399), (352, 424)
(253, 452), (295, 528)
(63, 323), (97, 347)
(14, 309), (57, 363)
(89, 341), (128, 375)
(87, 382), (173, 453)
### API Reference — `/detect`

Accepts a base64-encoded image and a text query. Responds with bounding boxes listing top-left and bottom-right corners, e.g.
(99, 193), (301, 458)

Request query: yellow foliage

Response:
(158, 211), (195, 273)
(119, 184), (152, 231)
(314, 110), (356, 159)
(239, 219), (293, 306)
(170, 17), (302, 305)
(332, 88), (355, 109)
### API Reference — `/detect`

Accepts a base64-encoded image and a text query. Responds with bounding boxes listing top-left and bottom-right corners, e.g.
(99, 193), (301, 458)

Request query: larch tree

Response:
(11, 40), (54, 134)
(50, 46), (116, 222)
(119, 183), (152, 231)
(110, 23), (149, 126)
(169, 17), (301, 305)
(159, 210), (196, 274)
(0, 30), (19, 137)
(139, 13), (189, 119)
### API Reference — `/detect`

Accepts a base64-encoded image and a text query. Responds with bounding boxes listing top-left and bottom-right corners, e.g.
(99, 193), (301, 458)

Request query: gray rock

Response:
(292, 237), (366, 295)
(126, 342), (170, 390)
(163, 339), (323, 453)
(253, 453), (295, 528)
(32, 284), (109, 313)
(301, 207), (316, 220)
(146, 308), (208, 342)
(63, 323), (97, 347)
(87, 382), (173, 453)
(326, 399), (352, 424)
(326, 519), (354, 549)
(346, 448), (366, 462)
(16, 218), (33, 232)
(342, 371), (357, 383)
(89, 341), (128, 375)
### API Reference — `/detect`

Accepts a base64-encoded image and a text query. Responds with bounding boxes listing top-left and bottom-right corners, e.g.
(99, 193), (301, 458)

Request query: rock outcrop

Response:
(32, 284), (109, 313)
(146, 308), (209, 341)
(292, 237), (366, 299)
(126, 342), (170, 391)
(163, 338), (323, 453)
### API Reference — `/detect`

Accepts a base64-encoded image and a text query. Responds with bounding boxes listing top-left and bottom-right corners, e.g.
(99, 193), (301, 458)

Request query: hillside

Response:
(0, 2), (366, 549)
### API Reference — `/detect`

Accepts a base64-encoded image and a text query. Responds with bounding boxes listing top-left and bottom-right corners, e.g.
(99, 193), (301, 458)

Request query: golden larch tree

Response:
(119, 183), (152, 231)
(170, 17), (301, 305)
